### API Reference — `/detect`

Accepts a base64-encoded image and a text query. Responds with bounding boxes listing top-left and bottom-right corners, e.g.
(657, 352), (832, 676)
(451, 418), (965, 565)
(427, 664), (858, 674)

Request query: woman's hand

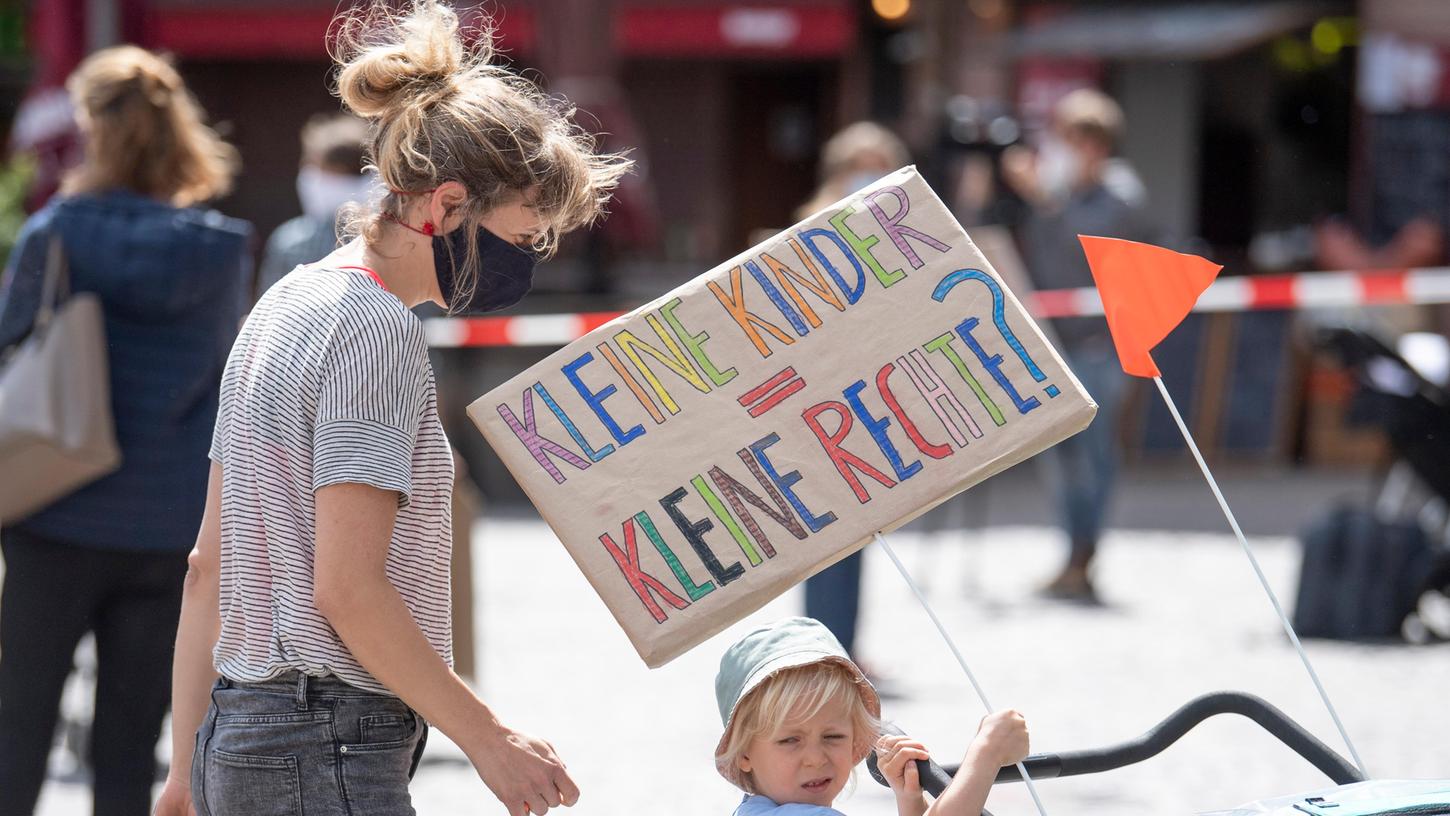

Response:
(315, 483), (580, 814)
(876, 735), (930, 816)
(468, 723), (579, 816)
(152, 777), (195, 816)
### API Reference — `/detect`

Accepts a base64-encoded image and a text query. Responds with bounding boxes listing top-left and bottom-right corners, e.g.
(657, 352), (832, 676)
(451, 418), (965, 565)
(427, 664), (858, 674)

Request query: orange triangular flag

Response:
(1078, 235), (1222, 378)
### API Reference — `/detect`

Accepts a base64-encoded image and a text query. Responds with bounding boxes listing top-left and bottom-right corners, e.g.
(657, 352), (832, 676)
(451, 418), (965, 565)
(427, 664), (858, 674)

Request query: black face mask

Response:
(434, 224), (536, 314)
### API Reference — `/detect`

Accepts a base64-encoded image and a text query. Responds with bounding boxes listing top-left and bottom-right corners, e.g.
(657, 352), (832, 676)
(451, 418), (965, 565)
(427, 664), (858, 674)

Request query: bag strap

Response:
(32, 234), (70, 334)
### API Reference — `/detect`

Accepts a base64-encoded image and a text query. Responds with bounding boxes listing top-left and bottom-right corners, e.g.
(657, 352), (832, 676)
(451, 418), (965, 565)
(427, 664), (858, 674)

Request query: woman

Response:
(0, 47), (251, 816)
(153, 3), (629, 815)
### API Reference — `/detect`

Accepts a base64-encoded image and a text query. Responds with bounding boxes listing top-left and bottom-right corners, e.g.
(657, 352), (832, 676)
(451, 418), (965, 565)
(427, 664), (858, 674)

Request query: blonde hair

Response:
(796, 121), (909, 218)
(819, 121), (909, 184)
(1054, 88), (1124, 152)
(716, 662), (882, 794)
(331, 1), (632, 309)
(62, 45), (238, 206)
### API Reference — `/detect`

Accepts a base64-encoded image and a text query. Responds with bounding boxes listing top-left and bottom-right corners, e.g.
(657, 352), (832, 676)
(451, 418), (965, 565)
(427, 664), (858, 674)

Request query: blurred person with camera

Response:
(1002, 88), (1162, 603)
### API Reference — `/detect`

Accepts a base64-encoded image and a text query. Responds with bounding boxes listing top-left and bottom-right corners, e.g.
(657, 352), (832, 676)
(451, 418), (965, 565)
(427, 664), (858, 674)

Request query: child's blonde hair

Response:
(716, 661), (882, 793)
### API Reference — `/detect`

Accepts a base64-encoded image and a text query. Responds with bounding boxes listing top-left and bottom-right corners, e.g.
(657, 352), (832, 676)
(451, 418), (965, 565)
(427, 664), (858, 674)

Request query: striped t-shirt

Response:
(209, 265), (454, 694)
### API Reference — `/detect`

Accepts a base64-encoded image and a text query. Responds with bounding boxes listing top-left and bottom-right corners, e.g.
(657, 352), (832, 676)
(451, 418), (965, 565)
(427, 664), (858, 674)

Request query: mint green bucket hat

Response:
(713, 617), (881, 787)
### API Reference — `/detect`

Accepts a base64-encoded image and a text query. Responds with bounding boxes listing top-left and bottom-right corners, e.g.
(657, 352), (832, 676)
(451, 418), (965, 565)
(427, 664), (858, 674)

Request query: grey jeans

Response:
(191, 672), (428, 815)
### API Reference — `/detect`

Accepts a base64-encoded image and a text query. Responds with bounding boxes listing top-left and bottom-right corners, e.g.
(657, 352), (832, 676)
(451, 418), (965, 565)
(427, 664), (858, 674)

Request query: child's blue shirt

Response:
(733, 794), (847, 816)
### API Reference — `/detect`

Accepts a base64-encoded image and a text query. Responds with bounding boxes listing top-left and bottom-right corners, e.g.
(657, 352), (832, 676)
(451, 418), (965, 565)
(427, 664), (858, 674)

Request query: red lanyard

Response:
(337, 265), (389, 293)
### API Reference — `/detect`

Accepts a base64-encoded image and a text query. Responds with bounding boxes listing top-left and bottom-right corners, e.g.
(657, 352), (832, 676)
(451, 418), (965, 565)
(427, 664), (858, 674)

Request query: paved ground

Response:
(27, 464), (1450, 815)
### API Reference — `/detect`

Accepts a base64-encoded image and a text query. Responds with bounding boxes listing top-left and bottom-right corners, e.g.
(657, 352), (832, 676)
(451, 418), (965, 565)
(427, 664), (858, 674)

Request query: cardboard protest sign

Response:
(468, 167), (1096, 667)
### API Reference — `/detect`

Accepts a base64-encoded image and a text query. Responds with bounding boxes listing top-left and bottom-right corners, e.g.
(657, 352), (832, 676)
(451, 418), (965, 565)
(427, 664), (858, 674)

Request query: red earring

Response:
(381, 211), (438, 238)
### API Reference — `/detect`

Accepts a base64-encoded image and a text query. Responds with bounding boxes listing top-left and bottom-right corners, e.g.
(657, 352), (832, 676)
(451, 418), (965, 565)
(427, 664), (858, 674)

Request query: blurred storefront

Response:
(12, 0), (1440, 473)
(1357, 0), (1450, 247)
(1013, 2), (1353, 256)
(1303, 0), (1450, 468)
(988, 1), (1362, 464)
(18, 0), (872, 303)
(824, 0), (1374, 464)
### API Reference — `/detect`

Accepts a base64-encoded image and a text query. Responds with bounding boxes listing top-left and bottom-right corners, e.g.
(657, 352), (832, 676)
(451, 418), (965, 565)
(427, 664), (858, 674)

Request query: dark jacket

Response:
(1021, 182), (1164, 351)
(0, 190), (253, 551)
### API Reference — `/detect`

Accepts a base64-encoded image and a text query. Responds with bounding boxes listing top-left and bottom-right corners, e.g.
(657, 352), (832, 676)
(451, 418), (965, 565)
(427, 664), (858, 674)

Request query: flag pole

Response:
(1150, 375), (1368, 777)
(873, 532), (1052, 816)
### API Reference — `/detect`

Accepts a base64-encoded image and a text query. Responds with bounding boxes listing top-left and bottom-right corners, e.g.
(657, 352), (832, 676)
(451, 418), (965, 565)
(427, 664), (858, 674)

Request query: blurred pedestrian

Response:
(799, 122), (908, 664)
(257, 112), (374, 297)
(151, 3), (629, 816)
(1002, 88), (1161, 602)
(795, 121), (909, 221)
(0, 46), (251, 816)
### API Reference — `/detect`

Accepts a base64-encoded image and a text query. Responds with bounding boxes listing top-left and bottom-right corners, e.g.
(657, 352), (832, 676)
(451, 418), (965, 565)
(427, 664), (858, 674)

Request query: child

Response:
(715, 617), (1028, 816)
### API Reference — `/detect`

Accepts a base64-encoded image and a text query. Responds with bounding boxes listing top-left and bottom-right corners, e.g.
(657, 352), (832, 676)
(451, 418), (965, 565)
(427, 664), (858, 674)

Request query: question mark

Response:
(932, 268), (1059, 414)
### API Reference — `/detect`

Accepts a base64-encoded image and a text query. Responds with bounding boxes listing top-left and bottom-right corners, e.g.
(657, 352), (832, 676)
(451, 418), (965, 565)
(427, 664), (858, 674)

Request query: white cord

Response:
(874, 532), (1052, 816)
(1152, 375), (1369, 777)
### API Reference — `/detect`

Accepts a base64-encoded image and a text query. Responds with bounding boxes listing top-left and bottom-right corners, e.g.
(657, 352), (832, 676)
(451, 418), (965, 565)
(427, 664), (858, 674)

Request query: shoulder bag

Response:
(0, 235), (121, 523)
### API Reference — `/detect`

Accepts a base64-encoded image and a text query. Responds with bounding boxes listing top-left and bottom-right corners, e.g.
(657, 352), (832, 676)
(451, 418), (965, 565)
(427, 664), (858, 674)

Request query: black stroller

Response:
(868, 691), (1450, 813)
(1318, 326), (1450, 505)
(1294, 327), (1450, 640)
(863, 326), (1450, 813)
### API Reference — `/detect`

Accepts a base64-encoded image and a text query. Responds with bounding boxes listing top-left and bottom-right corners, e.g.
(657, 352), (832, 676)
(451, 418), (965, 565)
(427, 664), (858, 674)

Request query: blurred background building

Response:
(5, 0), (1447, 497)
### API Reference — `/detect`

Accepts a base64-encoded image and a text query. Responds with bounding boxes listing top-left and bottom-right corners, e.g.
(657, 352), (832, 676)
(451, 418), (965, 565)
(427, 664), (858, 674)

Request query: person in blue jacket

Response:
(0, 45), (251, 816)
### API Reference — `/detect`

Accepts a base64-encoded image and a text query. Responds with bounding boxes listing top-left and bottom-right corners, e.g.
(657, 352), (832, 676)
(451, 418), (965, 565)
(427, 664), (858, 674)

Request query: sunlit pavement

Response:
(27, 465), (1450, 815)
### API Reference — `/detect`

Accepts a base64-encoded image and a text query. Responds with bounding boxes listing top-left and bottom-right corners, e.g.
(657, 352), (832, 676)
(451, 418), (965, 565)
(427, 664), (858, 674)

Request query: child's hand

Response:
(968, 709), (1029, 769)
(876, 734), (930, 816)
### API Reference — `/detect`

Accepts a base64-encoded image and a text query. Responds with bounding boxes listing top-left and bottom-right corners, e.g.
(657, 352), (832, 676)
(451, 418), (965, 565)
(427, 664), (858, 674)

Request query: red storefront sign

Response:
(616, 4), (854, 58)
(144, 5), (537, 58)
(142, 3), (852, 60)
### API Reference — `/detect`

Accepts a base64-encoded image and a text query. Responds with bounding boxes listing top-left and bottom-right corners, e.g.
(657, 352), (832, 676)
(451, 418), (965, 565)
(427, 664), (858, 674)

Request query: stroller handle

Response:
(865, 730), (962, 806)
(868, 691), (1364, 807)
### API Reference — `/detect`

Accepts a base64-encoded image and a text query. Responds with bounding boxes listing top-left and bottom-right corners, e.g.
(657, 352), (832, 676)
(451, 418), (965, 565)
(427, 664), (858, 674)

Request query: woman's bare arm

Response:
(155, 462), (224, 814)
(312, 482), (578, 816)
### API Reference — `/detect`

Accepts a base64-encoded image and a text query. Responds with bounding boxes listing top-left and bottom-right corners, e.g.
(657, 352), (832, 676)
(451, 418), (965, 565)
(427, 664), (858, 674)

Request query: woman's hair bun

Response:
(333, 1), (480, 120)
(329, 0), (632, 269)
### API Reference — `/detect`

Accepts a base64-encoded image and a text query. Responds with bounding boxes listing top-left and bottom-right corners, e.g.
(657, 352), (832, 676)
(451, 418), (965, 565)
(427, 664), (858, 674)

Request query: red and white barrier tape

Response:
(424, 267), (1450, 348)
(424, 311), (621, 349)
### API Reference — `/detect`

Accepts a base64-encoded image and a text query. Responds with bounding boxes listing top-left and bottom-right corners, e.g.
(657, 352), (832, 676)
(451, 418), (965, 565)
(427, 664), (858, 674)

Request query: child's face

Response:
(737, 695), (857, 807)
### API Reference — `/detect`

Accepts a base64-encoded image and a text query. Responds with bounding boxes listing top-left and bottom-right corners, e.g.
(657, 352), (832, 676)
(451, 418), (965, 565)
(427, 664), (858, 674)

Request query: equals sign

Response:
(738, 367), (806, 418)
